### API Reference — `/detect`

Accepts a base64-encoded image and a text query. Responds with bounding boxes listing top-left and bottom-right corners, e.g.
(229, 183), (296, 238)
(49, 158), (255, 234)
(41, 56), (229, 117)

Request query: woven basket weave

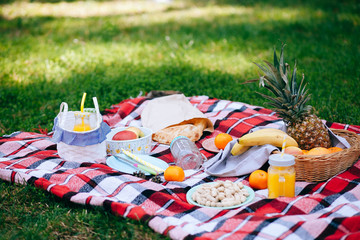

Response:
(295, 129), (360, 182)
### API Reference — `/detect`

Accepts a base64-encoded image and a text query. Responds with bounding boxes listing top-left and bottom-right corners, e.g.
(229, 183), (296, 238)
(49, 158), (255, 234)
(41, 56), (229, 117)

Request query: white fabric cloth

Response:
(141, 94), (213, 132)
(203, 141), (277, 177)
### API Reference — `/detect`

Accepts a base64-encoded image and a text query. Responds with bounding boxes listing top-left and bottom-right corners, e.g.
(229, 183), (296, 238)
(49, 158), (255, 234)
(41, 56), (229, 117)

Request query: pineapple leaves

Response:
(254, 62), (283, 97)
(256, 92), (284, 107)
(280, 44), (287, 74)
(283, 89), (293, 103)
(290, 63), (298, 95)
(264, 60), (285, 88)
(254, 43), (313, 121)
(273, 47), (280, 70)
(263, 76), (287, 99)
(253, 62), (271, 75)
(259, 76), (265, 87)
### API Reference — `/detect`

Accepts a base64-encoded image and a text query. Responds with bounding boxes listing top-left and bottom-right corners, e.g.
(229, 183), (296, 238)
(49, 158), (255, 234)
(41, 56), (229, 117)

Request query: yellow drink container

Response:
(268, 153), (296, 198)
(73, 112), (92, 132)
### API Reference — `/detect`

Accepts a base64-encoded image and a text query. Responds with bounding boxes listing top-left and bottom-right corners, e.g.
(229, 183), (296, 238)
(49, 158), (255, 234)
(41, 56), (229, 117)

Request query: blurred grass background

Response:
(1, 0), (359, 135)
(0, 0), (359, 239)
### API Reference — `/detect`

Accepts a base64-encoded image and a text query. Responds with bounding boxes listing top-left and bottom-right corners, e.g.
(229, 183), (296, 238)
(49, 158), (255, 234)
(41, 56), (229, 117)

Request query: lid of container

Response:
(268, 153), (295, 166)
(170, 136), (189, 148)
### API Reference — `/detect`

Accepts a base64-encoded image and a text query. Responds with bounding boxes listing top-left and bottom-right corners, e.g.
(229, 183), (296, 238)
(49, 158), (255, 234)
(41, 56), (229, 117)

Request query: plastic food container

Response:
(105, 127), (153, 155)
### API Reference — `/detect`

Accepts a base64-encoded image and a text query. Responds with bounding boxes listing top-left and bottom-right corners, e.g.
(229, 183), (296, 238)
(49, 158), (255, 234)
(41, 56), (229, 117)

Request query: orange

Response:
(302, 149), (309, 155)
(214, 133), (233, 150)
(306, 147), (331, 155)
(249, 170), (268, 190)
(328, 147), (343, 153)
(164, 166), (185, 182)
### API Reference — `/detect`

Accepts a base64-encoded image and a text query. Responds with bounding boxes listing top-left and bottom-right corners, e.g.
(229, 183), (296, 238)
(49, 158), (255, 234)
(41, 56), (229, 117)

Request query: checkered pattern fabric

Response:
(1, 96), (360, 239)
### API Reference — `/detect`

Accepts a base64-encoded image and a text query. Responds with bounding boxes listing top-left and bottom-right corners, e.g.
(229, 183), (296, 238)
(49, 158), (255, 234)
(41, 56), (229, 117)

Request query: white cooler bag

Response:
(52, 97), (111, 163)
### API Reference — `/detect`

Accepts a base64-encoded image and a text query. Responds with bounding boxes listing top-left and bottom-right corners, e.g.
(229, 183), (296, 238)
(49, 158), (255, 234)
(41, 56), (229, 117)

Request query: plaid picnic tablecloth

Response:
(1, 95), (360, 239)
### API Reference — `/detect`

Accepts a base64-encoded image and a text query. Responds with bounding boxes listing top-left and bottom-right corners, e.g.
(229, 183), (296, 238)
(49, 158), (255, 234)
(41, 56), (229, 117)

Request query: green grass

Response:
(1, 0), (359, 238)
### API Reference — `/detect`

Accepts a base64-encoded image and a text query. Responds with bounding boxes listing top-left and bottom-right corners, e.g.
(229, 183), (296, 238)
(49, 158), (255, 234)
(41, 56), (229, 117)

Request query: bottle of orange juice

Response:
(73, 112), (92, 132)
(267, 153), (295, 198)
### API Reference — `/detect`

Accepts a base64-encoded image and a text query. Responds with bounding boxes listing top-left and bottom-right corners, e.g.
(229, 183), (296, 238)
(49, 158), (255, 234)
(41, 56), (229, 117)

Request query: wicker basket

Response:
(295, 129), (360, 182)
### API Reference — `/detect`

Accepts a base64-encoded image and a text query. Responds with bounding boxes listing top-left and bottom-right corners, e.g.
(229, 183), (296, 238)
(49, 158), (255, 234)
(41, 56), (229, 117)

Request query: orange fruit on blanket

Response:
(164, 166), (185, 182)
(214, 133), (233, 150)
(306, 147), (331, 155)
(328, 147), (343, 153)
(249, 170), (268, 190)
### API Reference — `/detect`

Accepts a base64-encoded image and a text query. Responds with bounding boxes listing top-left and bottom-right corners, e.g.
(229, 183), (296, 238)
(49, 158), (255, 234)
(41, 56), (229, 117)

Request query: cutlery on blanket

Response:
(113, 154), (157, 175)
(121, 149), (165, 174)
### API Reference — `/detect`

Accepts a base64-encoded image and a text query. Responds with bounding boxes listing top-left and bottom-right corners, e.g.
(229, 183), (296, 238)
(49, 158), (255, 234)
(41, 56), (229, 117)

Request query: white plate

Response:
(202, 137), (220, 153)
(202, 136), (235, 153)
(186, 183), (255, 209)
(106, 154), (169, 175)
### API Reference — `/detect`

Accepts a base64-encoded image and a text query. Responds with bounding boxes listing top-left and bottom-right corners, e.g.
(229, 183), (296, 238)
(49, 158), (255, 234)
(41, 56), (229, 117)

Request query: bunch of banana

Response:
(231, 128), (298, 156)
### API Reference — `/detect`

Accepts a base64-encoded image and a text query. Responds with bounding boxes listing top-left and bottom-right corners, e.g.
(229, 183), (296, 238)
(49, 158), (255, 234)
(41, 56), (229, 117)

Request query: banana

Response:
(238, 128), (298, 148)
(126, 126), (145, 138)
(231, 142), (250, 156)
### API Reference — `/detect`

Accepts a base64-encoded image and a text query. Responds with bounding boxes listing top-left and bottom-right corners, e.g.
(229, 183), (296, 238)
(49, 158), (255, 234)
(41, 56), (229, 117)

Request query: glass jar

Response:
(170, 136), (204, 170)
(73, 112), (92, 132)
(267, 153), (296, 198)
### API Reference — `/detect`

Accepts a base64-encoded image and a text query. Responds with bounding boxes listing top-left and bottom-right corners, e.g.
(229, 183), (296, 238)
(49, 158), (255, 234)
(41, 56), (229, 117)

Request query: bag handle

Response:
(58, 102), (69, 126)
(57, 98), (101, 128)
(92, 97), (102, 128)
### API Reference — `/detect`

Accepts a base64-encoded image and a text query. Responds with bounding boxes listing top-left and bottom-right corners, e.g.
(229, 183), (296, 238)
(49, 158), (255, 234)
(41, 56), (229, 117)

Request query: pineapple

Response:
(254, 44), (331, 150)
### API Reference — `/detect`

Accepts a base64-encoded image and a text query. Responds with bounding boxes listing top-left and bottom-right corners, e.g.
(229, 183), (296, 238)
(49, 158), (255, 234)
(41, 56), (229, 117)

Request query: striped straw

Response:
(114, 155), (157, 175)
(281, 135), (287, 157)
(121, 149), (165, 174)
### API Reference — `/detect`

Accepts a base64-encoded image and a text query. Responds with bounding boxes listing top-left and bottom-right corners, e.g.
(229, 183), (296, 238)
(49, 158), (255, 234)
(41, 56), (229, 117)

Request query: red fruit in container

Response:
(112, 130), (137, 141)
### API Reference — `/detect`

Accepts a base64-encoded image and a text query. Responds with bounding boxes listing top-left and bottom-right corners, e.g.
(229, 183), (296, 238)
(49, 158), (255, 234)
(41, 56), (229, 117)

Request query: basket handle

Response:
(58, 102), (68, 126)
(92, 97), (102, 128)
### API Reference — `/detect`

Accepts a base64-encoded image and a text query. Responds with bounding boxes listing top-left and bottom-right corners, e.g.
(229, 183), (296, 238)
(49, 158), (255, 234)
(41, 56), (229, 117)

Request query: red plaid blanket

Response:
(1, 96), (360, 239)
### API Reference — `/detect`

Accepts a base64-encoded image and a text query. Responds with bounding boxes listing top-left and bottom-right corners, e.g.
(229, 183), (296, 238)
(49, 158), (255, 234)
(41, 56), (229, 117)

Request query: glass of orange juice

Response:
(267, 153), (296, 198)
(73, 112), (92, 132)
